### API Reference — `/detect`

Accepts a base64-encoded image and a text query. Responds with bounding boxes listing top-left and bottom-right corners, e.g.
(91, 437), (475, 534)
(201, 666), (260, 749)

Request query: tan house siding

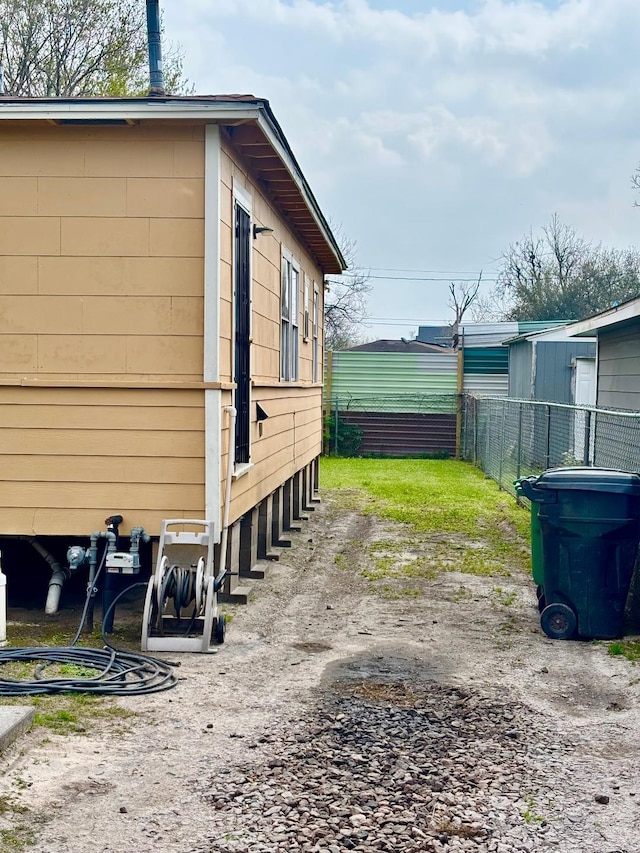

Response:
(0, 386), (205, 536)
(219, 385), (322, 523)
(0, 116), (328, 541)
(0, 123), (205, 383)
(217, 139), (325, 525)
(0, 123), (207, 534)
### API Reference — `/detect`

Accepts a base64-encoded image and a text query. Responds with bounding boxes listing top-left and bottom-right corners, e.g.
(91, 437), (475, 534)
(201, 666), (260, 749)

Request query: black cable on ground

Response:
(0, 570), (178, 697)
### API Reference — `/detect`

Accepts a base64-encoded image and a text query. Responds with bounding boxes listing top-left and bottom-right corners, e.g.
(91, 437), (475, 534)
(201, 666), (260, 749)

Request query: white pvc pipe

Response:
(0, 553), (7, 647)
(217, 405), (237, 581)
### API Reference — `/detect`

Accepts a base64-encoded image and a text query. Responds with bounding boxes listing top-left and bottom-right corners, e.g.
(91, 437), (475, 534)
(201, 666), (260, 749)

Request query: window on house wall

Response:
(313, 284), (320, 383)
(234, 200), (251, 464)
(281, 251), (300, 381)
(303, 276), (310, 340)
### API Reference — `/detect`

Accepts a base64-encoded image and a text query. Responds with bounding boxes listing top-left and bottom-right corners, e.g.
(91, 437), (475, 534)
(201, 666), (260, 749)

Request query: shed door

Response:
(573, 358), (596, 462)
(234, 204), (251, 464)
(574, 357), (596, 407)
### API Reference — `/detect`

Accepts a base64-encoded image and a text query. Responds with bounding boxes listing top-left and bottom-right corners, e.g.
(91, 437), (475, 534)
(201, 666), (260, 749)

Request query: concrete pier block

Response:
(272, 485), (292, 548)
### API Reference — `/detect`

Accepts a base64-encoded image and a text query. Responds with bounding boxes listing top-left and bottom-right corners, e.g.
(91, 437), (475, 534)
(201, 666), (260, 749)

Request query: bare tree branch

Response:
(324, 228), (372, 351)
(448, 273), (482, 347)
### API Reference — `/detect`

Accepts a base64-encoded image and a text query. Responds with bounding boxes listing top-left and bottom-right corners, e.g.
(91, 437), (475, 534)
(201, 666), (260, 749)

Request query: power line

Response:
(364, 320), (449, 326)
(328, 275), (498, 283)
(365, 266), (500, 275)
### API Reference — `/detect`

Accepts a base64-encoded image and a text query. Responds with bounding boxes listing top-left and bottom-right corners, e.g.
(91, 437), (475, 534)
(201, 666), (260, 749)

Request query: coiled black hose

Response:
(0, 556), (178, 696)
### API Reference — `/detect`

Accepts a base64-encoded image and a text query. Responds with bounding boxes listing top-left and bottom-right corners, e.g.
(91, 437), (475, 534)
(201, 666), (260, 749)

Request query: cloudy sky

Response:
(163, 0), (640, 340)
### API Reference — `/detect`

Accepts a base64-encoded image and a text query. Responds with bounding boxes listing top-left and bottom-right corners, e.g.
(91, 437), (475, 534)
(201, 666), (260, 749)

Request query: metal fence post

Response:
(544, 405), (551, 469)
(583, 409), (592, 466)
(473, 397), (478, 464)
(485, 402), (491, 474)
(498, 401), (506, 489)
(516, 403), (523, 480)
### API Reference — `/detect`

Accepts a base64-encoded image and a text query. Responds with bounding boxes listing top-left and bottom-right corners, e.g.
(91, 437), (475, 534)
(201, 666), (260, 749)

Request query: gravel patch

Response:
(191, 676), (612, 853)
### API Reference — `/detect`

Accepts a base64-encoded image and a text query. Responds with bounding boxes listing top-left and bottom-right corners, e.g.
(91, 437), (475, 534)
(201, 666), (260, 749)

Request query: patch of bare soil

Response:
(1, 495), (640, 852)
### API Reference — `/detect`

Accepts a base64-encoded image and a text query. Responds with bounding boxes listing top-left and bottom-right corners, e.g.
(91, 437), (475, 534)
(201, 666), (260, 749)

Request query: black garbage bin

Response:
(517, 467), (640, 641)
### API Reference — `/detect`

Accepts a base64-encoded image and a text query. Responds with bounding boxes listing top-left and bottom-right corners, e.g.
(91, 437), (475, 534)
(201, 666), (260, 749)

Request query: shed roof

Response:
(564, 296), (640, 337)
(345, 339), (449, 353)
(503, 325), (596, 345)
(0, 94), (345, 274)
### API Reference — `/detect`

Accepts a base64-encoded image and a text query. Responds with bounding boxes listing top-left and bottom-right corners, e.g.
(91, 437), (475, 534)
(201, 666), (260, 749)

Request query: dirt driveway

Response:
(1, 493), (640, 853)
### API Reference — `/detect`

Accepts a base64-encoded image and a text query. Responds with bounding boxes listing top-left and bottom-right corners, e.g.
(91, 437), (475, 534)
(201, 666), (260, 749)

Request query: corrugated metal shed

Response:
(517, 320), (568, 335)
(464, 375), (509, 397)
(506, 329), (596, 404)
(508, 340), (533, 398)
(462, 348), (509, 374)
(328, 352), (458, 399)
(533, 340), (596, 403)
(459, 322), (518, 347)
(458, 320), (568, 348)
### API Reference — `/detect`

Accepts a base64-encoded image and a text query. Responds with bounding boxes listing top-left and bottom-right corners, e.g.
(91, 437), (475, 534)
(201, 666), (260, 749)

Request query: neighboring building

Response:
(458, 321), (568, 398)
(416, 325), (453, 346)
(505, 326), (596, 405)
(346, 339), (448, 353)
(567, 296), (640, 410)
(0, 95), (344, 599)
(457, 323), (516, 398)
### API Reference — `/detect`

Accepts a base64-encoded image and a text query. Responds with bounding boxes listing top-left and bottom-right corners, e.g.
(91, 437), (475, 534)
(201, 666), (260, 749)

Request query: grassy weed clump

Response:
(0, 825), (37, 851)
(608, 640), (640, 663)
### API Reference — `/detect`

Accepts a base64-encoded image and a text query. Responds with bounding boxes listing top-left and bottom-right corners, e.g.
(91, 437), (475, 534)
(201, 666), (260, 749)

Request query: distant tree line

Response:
(469, 214), (640, 324)
(0, 0), (190, 96)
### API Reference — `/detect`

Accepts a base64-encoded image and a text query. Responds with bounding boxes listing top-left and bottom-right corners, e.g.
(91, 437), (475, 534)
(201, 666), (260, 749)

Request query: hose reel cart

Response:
(141, 519), (226, 653)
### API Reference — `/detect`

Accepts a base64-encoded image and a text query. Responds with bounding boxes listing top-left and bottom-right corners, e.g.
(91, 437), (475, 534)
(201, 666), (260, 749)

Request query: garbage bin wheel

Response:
(540, 603), (577, 640)
(536, 585), (546, 613)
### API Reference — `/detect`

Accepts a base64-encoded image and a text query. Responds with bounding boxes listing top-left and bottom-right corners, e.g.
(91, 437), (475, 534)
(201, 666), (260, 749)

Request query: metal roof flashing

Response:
(0, 95), (345, 274)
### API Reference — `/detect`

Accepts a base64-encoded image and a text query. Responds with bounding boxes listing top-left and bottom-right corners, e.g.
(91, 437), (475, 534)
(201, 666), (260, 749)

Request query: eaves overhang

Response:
(565, 296), (640, 338)
(0, 95), (346, 275)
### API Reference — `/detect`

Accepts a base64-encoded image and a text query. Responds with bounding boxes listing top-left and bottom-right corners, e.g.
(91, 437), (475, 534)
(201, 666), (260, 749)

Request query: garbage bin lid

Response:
(534, 467), (640, 494)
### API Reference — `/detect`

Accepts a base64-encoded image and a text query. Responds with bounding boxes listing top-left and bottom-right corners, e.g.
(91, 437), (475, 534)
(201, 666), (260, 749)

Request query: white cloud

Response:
(162, 0), (640, 332)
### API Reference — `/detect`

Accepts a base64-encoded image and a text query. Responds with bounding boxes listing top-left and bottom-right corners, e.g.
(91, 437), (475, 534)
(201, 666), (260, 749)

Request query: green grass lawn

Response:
(320, 457), (531, 582)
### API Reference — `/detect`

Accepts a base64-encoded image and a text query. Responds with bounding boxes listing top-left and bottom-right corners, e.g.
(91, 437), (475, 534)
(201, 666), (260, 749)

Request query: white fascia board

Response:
(513, 327), (597, 344)
(0, 101), (262, 122)
(205, 389), (222, 539)
(204, 126), (221, 537)
(566, 298), (640, 337)
(204, 124), (221, 384)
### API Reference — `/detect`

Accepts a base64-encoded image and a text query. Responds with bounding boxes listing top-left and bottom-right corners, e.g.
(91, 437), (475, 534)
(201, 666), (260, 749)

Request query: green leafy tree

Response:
(0, 0), (190, 97)
(493, 214), (640, 321)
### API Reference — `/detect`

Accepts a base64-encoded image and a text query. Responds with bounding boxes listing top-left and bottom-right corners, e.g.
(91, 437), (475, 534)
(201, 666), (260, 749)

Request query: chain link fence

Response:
(324, 394), (458, 457)
(462, 396), (640, 496)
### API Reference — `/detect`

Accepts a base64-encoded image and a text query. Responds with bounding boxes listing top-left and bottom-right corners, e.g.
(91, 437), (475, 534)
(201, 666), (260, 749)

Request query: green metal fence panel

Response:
(329, 352), (458, 403)
(462, 347), (509, 375)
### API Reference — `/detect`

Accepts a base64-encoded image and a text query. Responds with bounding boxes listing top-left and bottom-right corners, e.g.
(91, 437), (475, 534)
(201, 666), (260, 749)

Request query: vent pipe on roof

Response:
(146, 0), (165, 96)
